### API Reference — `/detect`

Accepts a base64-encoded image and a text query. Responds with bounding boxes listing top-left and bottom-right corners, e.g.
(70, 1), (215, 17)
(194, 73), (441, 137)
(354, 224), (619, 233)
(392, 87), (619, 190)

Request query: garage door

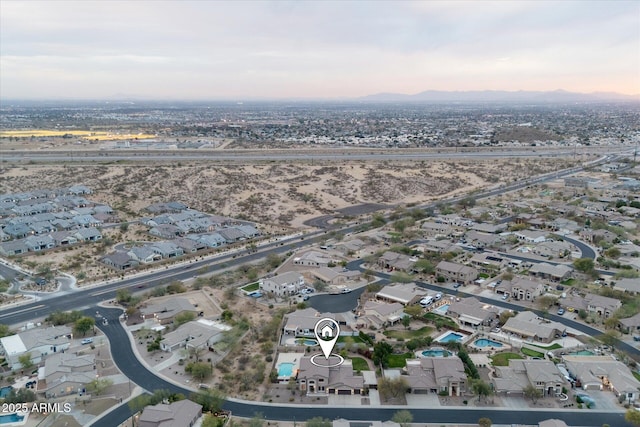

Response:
(337, 389), (351, 395)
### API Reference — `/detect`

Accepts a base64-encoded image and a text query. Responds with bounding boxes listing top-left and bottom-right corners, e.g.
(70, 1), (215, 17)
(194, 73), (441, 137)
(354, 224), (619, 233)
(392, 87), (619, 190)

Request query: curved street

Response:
(88, 306), (627, 427)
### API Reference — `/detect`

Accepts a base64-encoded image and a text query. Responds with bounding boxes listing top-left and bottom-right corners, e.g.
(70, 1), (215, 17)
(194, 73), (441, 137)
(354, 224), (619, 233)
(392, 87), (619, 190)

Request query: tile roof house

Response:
(310, 267), (361, 286)
(160, 319), (227, 352)
(404, 357), (467, 396)
(447, 297), (498, 327)
(502, 311), (566, 343)
(140, 298), (198, 325)
(505, 277), (545, 301)
(563, 355), (640, 401)
(74, 227), (103, 242)
(377, 251), (416, 272)
(259, 271), (305, 297)
(138, 399), (202, 427)
(562, 293), (621, 318)
(528, 263), (572, 282)
(0, 326), (72, 370)
(42, 352), (96, 398)
(128, 246), (162, 264)
(493, 359), (565, 397)
(102, 252), (138, 270)
(297, 356), (364, 396)
(435, 261), (478, 285)
(362, 301), (405, 328)
(375, 283), (427, 306)
(619, 312), (640, 334)
(282, 308), (322, 337)
(292, 250), (333, 268)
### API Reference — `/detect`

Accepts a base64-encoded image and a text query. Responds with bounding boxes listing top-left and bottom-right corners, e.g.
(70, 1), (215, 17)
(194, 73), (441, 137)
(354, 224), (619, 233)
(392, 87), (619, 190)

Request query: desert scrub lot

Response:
(383, 326), (434, 340)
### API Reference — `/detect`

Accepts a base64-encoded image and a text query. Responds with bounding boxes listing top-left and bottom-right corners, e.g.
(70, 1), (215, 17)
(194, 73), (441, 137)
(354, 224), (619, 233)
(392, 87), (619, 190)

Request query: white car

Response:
(341, 288), (352, 294)
(434, 293), (442, 301)
(80, 338), (93, 345)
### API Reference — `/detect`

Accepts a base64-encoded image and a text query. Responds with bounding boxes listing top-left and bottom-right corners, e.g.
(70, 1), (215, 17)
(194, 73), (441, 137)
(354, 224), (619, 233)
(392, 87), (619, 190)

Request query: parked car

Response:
(453, 283), (462, 289)
(633, 336), (640, 342)
(434, 293), (442, 301)
(81, 338), (93, 345)
(501, 293), (509, 300)
(557, 308), (565, 315)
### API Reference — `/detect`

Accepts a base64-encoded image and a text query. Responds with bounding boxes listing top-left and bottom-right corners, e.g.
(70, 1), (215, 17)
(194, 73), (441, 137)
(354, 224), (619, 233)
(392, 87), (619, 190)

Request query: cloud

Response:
(1, 0), (638, 98)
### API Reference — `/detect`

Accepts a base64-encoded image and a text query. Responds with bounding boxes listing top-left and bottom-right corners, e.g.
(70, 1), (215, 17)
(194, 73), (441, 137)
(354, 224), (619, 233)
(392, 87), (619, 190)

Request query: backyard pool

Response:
(474, 338), (503, 348)
(420, 348), (452, 357)
(278, 362), (294, 378)
(433, 304), (450, 315)
(0, 413), (24, 425)
(296, 339), (318, 346)
(0, 386), (12, 398)
(436, 331), (465, 343)
(569, 350), (595, 356)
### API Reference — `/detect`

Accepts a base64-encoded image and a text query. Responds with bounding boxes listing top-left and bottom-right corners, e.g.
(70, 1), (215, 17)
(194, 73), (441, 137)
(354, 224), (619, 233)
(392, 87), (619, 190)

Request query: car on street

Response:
(341, 288), (352, 294)
(453, 283), (461, 289)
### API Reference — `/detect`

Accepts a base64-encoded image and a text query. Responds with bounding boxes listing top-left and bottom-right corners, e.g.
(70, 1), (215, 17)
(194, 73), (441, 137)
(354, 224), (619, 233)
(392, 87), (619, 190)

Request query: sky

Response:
(1, 0), (639, 100)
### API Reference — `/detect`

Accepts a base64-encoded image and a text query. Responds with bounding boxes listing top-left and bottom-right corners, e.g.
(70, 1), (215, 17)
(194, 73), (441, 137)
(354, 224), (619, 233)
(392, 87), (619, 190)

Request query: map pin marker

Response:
(314, 318), (340, 360)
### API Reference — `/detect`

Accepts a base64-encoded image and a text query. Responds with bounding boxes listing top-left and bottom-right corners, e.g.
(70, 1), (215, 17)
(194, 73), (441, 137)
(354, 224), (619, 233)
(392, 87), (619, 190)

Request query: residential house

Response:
(377, 251), (416, 272)
(470, 222), (507, 234)
(464, 230), (504, 249)
(171, 237), (206, 253)
(160, 319), (227, 352)
(293, 251), (333, 268)
(435, 261), (478, 285)
(149, 224), (183, 239)
(310, 267), (361, 286)
(24, 235), (55, 252)
(362, 301), (404, 329)
(414, 240), (461, 255)
(502, 311), (566, 343)
(493, 359), (565, 397)
(447, 297), (498, 327)
(533, 241), (573, 259)
(282, 308), (322, 337)
(563, 355), (640, 401)
(150, 242), (184, 259)
(579, 229), (618, 246)
(562, 293), (621, 318)
(72, 214), (101, 228)
(259, 271), (305, 297)
(529, 263), (572, 282)
(404, 357), (467, 396)
(190, 232), (226, 248)
(50, 231), (78, 246)
(375, 283), (427, 306)
(469, 252), (507, 274)
(236, 224), (260, 238)
(140, 297), (198, 325)
(138, 399), (202, 427)
(0, 326), (72, 371)
(42, 352), (96, 398)
(614, 278), (640, 294)
(128, 246), (162, 264)
(74, 227), (102, 242)
(421, 221), (456, 238)
(506, 277), (545, 302)
(513, 230), (548, 244)
(334, 239), (365, 255)
(0, 240), (29, 256)
(102, 252), (138, 270)
(618, 312), (640, 334)
(217, 227), (246, 242)
(297, 356), (364, 395)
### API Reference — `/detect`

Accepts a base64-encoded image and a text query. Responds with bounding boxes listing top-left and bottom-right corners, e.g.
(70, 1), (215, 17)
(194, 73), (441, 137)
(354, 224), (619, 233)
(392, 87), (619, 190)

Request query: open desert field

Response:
(0, 158), (577, 228)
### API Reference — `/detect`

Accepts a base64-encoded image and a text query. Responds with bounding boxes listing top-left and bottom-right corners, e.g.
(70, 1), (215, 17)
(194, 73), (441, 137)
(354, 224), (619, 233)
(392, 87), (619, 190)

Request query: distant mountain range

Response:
(359, 89), (640, 103)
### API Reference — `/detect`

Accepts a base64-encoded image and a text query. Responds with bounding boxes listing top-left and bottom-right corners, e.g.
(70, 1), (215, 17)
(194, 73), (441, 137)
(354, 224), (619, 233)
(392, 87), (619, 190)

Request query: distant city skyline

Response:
(1, 0), (638, 100)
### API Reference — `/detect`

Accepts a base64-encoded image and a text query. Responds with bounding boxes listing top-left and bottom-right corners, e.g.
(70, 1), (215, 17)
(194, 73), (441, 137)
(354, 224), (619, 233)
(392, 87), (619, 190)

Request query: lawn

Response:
(383, 326), (434, 340)
(521, 347), (545, 358)
(350, 357), (370, 371)
(241, 282), (259, 292)
(633, 371), (640, 382)
(338, 335), (365, 344)
(490, 352), (524, 366)
(423, 313), (458, 329)
(529, 342), (562, 350)
(387, 353), (413, 368)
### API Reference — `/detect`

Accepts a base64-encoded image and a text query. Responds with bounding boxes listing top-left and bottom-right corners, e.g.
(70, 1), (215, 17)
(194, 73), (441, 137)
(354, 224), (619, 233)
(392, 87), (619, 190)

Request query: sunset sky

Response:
(1, 0), (638, 100)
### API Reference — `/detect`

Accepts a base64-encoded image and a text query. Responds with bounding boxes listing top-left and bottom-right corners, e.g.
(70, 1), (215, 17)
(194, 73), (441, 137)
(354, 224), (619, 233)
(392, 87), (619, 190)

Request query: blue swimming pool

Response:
(474, 338), (503, 348)
(0, 386), (12, 398)
(433, 304), (450, 315)
(278, 362), (294, 377)
(570, 350), (595, 356)
(421, 348), (452, 357)
(0, 413), (24, 424)
(437, 331), (464, 343)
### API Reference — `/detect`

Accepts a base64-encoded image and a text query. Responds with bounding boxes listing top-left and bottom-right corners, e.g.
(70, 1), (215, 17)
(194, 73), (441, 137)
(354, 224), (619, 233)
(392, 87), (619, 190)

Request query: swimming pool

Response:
(296, 339), (318, 346)
(433, 304), (450, 315)
(474, 338), (503, 348)
(278, 362), (294, 377)
(570, 350), (595, 356)
(420, 348), (452, 357)
(0, 413), (24, 425)
(0, 386), (12, 398)
(436, 331), (464, 343)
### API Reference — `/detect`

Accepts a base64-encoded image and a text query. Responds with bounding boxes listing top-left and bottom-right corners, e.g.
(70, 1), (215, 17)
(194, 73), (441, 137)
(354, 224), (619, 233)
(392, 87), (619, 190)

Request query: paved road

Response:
(89, 306), (627, 427)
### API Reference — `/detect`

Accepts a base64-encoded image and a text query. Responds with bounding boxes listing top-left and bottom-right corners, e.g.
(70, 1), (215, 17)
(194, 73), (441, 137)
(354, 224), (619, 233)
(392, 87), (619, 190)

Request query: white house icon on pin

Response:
(320, 324), (333, 339)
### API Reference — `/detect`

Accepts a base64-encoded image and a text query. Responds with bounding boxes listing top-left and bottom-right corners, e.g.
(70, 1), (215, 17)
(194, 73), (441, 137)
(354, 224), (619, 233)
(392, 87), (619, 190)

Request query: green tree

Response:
(267, 254), (281, 269)
(306, 417), (332, 427)
(573, 258), (595, 274)
(372, 341), (393, 368)
(478, 417), (492, 427)
(536, 295), (557, 311)
(471, 379), (493, 402)
(18, 353), (33, 371)
(74, 316), (95, 336)
(604, 247), (621, 259)
(186, 362), (213, 380)
(313, 280), (328, 292)
(391, 410), (413, 427)
(403, 304), (423, 319)
(413, 259), (434, 274)
(87, 378), (113, 396)
(378, 376), (409, 401)
(189, 389), (225, 413)
(523, 384), (542, 403)
(174, 311), (196, 327)
(167, 281), (186, 293)
(116, 288), (132, 304)
(201, 414), (222, 427)
(401, 315), (411, 329)
(0, 324), (10, 338)
(626, 408), (640, 426)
